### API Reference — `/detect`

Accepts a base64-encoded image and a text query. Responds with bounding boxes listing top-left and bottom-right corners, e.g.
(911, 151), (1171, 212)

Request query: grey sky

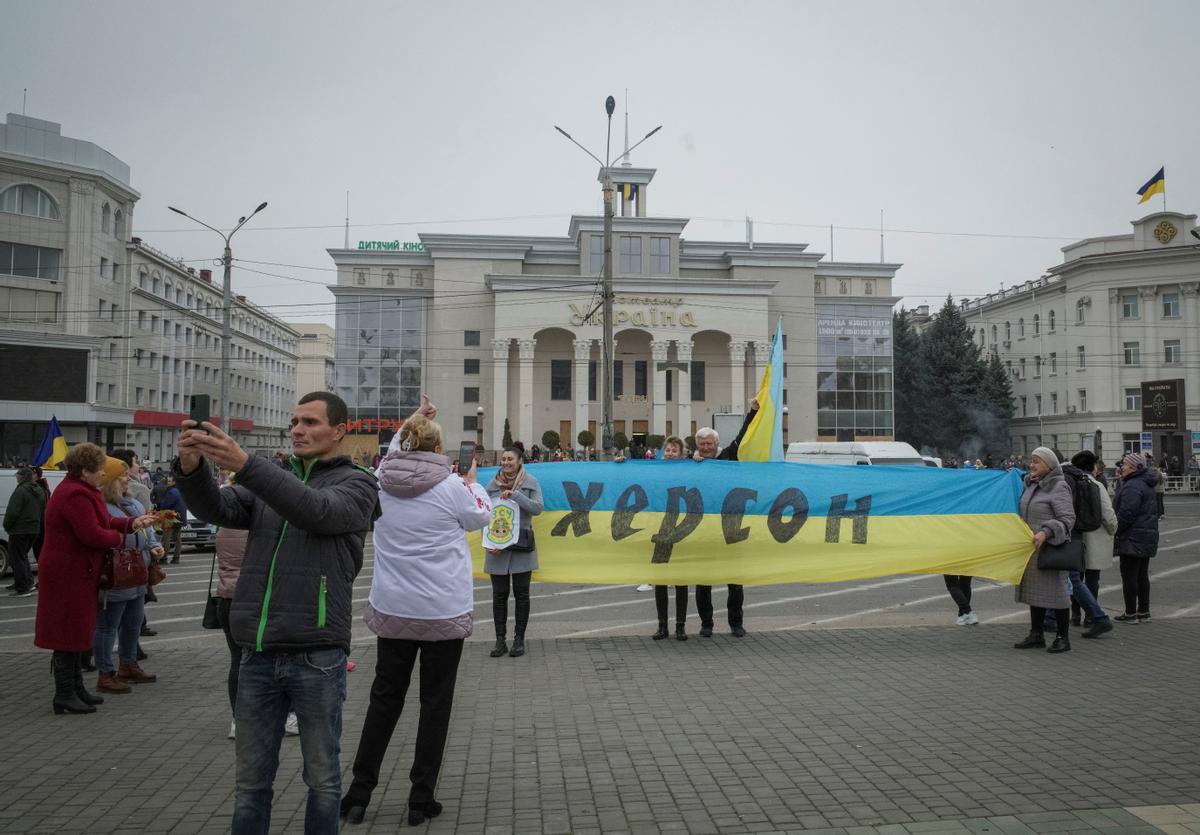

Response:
(3, 0), (1197, 323)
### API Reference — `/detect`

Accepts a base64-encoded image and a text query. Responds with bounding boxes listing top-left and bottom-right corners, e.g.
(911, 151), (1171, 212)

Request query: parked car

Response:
(784, 441), (926, 467)
(180, 516), (218, 551)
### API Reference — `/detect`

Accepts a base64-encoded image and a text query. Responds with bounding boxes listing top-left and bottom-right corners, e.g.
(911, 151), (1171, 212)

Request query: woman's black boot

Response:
(73, 652), (104, 706)
(340, 794), (367, 824)
(1048, 636), (1071, 653)
(489, 638), (508, 658)
(51, 651), (95, 715)
(652, 621), (669, 640)
(509, 636), (526, 658)
(1013, 631), (1045, 649)
(674, 624), (688, 641)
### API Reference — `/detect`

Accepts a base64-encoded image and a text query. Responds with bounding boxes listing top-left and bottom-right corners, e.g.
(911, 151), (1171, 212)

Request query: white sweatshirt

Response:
(369, 475), (492, 620)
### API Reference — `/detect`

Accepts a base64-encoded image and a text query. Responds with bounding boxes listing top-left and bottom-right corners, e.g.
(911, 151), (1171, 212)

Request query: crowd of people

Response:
(8, 385), (1175, 834)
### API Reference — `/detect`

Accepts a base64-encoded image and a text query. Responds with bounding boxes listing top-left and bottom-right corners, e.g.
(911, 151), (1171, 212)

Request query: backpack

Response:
(1061, 466), (1102, 533)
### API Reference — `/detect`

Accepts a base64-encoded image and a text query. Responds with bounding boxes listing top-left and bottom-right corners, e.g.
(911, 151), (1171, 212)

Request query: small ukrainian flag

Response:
(621, 182), (638, 202)
(1137, 167), (1165, 204)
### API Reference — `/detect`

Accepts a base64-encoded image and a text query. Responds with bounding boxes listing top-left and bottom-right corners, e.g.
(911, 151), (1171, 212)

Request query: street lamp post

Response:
(476, 405), (484, 460)
(167, 202), (267, 434)
(782, 405), (790, 446)
(555, 99), (661, 459)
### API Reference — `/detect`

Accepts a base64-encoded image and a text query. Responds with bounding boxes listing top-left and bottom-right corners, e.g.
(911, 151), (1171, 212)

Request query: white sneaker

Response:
(955, 613), (969, 626)
(636, 584), (654, 592)
(227, 719), (236, 740)
(964, 612), (979, 625)
(285, 712), (299, 736)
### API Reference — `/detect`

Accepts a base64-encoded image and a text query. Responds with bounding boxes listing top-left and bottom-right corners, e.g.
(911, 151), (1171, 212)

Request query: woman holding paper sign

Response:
(485, 448), (544, 659)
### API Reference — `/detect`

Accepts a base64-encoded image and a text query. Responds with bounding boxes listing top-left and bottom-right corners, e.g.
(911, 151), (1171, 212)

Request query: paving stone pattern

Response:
(0, 620), (1197, 834)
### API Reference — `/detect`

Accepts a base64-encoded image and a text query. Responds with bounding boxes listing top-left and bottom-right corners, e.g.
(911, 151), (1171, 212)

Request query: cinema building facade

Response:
(327, 164), (901, 453)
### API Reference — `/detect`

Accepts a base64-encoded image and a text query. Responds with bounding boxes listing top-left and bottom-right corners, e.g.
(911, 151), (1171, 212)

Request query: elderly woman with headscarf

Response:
(1013, 446), (1077, 654)
(1112, 452), (1159, 623)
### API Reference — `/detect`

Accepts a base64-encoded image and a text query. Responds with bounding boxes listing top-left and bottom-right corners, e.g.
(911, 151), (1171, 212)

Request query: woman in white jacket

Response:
(341, 414), (491, 828)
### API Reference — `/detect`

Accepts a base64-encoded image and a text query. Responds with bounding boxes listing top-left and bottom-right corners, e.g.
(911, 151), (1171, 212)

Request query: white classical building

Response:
(933, 210), (1199, 465)
(0, 113), (298, 463)
(327, 163), (901, 453)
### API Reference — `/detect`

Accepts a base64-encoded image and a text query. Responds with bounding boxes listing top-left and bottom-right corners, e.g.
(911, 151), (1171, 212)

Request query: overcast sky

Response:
(3, 1), (1197, 325)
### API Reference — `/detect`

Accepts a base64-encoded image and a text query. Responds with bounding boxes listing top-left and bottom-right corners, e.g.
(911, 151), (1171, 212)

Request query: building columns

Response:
(728, 339), (748, 413)
(517, 338), (536, 447)
(573, 338), (592, 448)
(752, 341), (772, 397)
(491, 338), (511, 449)
(676, 339), (693, 440)
(650, 340), (670, 437)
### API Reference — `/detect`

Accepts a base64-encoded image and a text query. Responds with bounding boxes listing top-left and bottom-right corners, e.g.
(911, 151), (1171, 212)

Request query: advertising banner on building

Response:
(1141, 379), (1186, 431)
(469, 461), (1032, 585)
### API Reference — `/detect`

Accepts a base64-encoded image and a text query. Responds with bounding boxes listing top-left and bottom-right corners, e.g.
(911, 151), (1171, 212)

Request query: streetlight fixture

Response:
(167, 201), (268, 433)
(476, 405), (485, 460)
(782, 405), (790, 446)
(554, 99), (662, 459)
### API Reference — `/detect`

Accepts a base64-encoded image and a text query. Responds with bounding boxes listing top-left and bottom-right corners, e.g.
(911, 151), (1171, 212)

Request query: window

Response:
(108, 384), (117, 402)
(1050, 392), (1058, 414)
(463, 387), (479, 402)
(0, 184), (61, 219)
(1049, 353), (1056, 375)
(113, 210), (123, 241)
(634, 360), (648, 397)
(550, 359), (571, 400)
(1076, 300), (1086, 324)
(1033, 314), (1040, 335)
(1122, 433), (1140, 455)
(588, 360), (597, 401)
(588, 235), (604, 274)
(1121, 293), (1138, 319)
(1019, 358), (1026, 379)
(138, 271), (147, 289)
(1020, 396), (1027, 417)
(1035, 394), (1042, 415)
(0, 241), (61, 280)
(112, 261), (119, 281)
(649, 237), (670, 274)
(101, 204), (111, 233)
(1123, 341), (1140, 365)
(991, 324), (997, 344)
(356, 270), (366, 286)
(462, 415), (478, 431)
(618, 236), (642, 273)
(463, 359), (480, 375)
(690, 360), (706, 402)
(1034, 356), (1042, 378)
(1048, 310), (1055, 331)
(1163, 292), (1180, 318)
(1078, 389), (1087, 412)
(100, 257), (108, 279)
(385, 271), (395, 286)
(1077, 345), (1085, 368)
(782, 334), (788, 350)
(98, 299), (107, 318)
(1165, 339), (1181, 364)
(108, 343), (116, 360)
(666, 370), (673, 401)
(1018, 318), (1025, 337)
(613, 360), (623, 397)
(136, 387), (144, 403)
(95, 381), (104, 401)
(1124, 387), (1141, 411)
(463, 330), (480, 346)
(111, 303), (118, 322)
(1005, 321), (1011, 341)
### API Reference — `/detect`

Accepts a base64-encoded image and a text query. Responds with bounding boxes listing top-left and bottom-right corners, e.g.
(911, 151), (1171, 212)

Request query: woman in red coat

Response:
(34, 443), (154, 715)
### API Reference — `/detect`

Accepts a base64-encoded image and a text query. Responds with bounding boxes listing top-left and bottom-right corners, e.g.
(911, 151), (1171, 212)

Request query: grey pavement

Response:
(0, 498), (1197, 834)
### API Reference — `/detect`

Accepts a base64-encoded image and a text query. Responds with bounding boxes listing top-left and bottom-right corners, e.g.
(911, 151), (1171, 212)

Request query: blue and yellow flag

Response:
(621, 182), (638, 202)
(470, 462), (1033, 585)
(1137, 167), (1165, 204)
(738, 318), (784, 462)
(32, 415), (67, 469)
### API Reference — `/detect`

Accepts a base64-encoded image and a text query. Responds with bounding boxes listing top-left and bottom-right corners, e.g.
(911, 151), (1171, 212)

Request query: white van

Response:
(784, 441), (925, 467)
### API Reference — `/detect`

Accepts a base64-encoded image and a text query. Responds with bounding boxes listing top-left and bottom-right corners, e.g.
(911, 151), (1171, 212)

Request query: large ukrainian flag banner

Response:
(470, 461), (1033, 586)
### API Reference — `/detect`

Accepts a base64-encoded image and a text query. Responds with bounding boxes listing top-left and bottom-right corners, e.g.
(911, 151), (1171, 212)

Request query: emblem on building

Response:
(1153, 220), (1177, 244)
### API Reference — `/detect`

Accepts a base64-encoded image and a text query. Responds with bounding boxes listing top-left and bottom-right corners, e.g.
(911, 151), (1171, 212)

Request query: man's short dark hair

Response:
(1071, 450), (1098, 471)
(15, 467), (33, 483)
(297, 392), (349, 427)
(111, 448), (137, 468)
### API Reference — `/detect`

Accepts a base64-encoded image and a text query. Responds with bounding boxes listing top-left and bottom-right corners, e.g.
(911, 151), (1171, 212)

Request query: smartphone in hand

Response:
(189, 394), (211, 433)
(457, 441), (476, 473)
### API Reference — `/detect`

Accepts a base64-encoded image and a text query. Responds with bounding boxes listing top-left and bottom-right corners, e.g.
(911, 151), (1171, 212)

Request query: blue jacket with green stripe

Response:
(174, 454), (379, 653)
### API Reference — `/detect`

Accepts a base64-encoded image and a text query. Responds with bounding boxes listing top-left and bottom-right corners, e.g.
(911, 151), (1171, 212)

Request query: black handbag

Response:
(508, 526), (536, 553)
(1037, 538), (1084, 572)
(201, 553), (221, 629)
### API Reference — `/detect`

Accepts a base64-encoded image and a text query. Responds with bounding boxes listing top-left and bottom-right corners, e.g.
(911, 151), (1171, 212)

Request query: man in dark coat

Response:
(1112, 453), (1159, 623)
(4, 467), (46, 596)
(175, 391), (379, 835)
(691, 400), (759, 638)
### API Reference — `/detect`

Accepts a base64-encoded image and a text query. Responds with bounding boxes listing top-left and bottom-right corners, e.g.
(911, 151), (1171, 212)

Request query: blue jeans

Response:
(232, 648), (347, 835)
(1044, 570), (1111, 627)
(93, 594), (145, 673)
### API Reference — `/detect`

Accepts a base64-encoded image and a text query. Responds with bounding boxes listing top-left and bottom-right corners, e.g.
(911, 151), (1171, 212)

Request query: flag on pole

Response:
(32, 416), (68, 469)
(738, 318), (785, 462)
(1137, 167), (1165, 204)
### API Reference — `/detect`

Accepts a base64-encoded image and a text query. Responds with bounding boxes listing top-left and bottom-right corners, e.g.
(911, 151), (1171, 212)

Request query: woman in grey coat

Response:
(484, 448), (543, 659)
(1014, 446), (1077, 653)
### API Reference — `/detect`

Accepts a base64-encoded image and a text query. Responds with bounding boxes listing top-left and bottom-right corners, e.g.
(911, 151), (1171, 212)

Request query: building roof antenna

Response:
(621, 89), (631, 166)
(344, 190), (350, 249)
